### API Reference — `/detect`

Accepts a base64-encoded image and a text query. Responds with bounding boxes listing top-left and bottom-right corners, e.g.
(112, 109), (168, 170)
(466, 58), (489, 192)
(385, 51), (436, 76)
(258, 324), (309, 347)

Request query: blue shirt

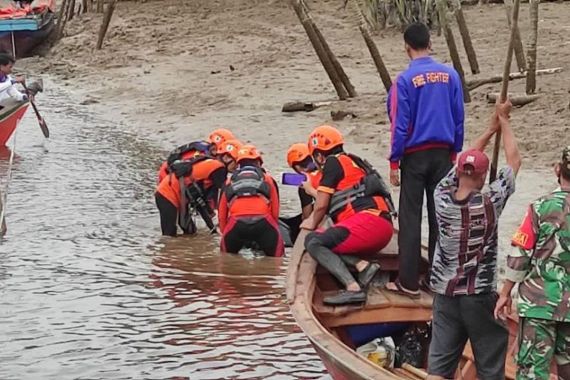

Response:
(387, 57), (465, 169)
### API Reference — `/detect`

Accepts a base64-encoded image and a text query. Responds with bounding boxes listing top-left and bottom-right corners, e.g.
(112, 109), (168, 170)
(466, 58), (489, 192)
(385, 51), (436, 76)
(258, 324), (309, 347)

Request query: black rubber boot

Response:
(358, 263), (380, 289)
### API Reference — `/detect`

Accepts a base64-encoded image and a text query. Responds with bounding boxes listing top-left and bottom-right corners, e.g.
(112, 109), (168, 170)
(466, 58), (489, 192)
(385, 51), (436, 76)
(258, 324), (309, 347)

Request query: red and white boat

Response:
(0, 99), (29, 146)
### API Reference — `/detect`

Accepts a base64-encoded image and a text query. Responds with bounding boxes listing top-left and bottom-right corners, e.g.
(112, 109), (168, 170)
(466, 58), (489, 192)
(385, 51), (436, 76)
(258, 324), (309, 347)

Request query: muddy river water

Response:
(0, 84), (327, 379)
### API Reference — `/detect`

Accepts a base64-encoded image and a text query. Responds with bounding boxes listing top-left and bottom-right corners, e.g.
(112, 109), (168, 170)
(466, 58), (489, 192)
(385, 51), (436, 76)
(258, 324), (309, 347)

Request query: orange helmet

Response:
(287, 143), (311, 168)
(217, 139), (243, 161)
(308, 125), (344, 155)
(237, 144), (263, 164)
(208, 128), (235, 148)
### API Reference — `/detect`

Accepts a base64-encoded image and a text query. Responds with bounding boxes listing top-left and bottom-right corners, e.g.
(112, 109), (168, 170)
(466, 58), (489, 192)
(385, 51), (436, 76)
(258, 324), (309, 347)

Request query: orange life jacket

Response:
(223, 166), (278, 218)
(307, 170), (322, 189)
(326, 154), (390, 223)
(156, 158), (224, 207)
(157, 149), (208, 184)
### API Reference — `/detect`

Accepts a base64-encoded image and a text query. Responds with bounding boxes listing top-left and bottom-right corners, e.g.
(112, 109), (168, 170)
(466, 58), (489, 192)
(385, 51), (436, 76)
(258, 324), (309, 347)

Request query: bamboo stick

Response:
(96, 0), (116, 50)
(303, 1), (357, 98)
(436, 0), (471, 102)
(453, 0), (480, 74)
(504, 0), (526, 72)
(466, 67), (561, 90)
(490, 0), (520, 183)
(525, 0), (540, 94)
(291, 0), (348, 100)
(348, 0), (392, 92)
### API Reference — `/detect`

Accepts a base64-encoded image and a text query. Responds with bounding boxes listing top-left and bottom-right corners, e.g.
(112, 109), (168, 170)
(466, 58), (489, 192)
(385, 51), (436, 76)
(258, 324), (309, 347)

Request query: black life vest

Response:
(328, 153), (396, 217)
(166, 140), (212, 166)
(169, 155), (211, 179)
(225, 166), (271, 203)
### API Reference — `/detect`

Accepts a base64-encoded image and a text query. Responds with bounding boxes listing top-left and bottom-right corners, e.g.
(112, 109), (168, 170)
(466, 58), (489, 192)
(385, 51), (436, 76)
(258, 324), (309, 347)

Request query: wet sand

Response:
(20, 0), (570, 265)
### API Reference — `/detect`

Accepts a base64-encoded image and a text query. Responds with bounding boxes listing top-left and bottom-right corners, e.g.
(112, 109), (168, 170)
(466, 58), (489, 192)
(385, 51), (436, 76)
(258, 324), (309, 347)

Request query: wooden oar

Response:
(489, 0), (520, 183)
(22, 83), (49, 139)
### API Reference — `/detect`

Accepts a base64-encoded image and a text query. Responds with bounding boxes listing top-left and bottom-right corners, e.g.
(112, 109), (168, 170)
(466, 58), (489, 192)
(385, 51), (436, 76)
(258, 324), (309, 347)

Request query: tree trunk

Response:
(490, 0), (521, 183)
(96, 0), (116, 50)
(504, 0), (526, 72)
(303, 1), (357, 98)
(453, 0), (480, 74)
(525, 0), (540, 94)
(436, 0), (471, 102)
(291, 0), (348, 100)
(348, 0), (392, 92)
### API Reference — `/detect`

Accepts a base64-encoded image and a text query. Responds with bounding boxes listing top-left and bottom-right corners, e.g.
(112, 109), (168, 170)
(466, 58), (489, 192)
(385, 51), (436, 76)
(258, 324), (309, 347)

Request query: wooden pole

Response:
(96, 0), (116, 50)
(96, 0), (104, 13)
(490, 0), (520, 183)
(0, 195), (6, 237)
(348, 0), (392, 92)
(436, 0), (471, 102)
(302, 2), (357, 98)
(504, 0), (526, 72)
(55, 0), (70, 40)
(68, 0), (76, 21)
(453, 0), (480, 74)
(291, 0), (348, 100)
(525, 0), (540, 94)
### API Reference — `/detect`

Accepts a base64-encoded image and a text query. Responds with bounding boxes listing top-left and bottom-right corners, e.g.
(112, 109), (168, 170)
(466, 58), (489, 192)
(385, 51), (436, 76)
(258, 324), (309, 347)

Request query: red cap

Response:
(457, 149), (489, 175)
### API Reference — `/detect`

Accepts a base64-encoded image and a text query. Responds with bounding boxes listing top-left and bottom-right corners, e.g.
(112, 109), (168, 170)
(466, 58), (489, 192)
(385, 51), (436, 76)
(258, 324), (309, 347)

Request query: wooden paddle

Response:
(22, 83), (49, 139)
(489, 0), (520, 183)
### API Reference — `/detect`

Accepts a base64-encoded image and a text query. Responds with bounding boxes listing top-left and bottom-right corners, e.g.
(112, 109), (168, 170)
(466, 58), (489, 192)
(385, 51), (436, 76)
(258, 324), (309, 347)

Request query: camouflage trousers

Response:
(517, 317), (570, 380)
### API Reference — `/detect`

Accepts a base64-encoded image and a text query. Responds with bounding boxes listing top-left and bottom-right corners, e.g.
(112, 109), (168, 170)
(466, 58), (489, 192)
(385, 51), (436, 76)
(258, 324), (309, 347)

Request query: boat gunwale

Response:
(286, 229), (402, 380)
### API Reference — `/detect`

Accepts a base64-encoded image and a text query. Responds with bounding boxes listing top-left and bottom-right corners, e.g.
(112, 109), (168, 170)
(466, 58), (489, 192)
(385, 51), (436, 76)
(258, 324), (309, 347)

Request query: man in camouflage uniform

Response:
(495, 146), (570, 380)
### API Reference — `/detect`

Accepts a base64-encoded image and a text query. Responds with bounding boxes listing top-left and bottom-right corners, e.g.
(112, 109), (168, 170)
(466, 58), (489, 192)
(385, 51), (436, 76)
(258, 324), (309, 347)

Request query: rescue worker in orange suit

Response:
(155, 155), (227, 236)
(218, 145), (284, 257)
(157, 128), (235, 184)
(301, 125), (395, 305)
(281, 143), (322, 244)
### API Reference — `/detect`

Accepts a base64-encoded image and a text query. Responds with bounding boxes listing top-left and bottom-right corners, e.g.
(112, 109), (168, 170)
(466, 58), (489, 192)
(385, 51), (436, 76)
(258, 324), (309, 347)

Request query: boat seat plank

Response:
(313, 284), (433, 328)
(315, 286), (433, 317)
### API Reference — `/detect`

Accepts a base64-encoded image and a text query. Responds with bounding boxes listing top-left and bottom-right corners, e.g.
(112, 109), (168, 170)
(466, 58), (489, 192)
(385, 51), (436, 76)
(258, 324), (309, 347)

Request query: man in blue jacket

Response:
(387, 22), (464, 297)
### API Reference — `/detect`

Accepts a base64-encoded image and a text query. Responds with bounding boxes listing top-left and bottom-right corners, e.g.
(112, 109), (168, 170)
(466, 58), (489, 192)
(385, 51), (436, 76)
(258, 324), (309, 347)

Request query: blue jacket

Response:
(387, 57), (464, 169)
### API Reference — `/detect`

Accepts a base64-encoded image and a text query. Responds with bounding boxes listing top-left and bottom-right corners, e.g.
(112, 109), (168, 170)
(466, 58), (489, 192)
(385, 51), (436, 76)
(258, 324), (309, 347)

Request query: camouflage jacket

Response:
(506, 187), (570, 321)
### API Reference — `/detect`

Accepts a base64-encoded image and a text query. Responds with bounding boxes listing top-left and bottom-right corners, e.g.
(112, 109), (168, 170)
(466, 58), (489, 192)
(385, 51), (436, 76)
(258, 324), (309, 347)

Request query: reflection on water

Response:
(0, 83), (326, 379)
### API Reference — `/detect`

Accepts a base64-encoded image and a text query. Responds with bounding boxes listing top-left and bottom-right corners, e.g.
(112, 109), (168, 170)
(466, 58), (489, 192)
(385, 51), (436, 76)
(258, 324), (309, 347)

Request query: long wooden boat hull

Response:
(0, 100), (29, 146)
(0, 12), (54, 58)
(287, 230), (557, 379)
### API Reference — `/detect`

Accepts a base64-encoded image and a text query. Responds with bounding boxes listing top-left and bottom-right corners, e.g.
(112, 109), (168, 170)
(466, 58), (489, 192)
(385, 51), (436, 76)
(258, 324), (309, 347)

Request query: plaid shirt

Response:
(430, 166), (516, 296)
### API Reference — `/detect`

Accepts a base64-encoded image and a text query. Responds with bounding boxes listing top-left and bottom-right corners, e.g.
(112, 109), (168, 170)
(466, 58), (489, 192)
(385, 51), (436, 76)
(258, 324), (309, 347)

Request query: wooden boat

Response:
(0, 0), (55, 58)
(0, 98), (28, 146)
(287, 230), (532, 380)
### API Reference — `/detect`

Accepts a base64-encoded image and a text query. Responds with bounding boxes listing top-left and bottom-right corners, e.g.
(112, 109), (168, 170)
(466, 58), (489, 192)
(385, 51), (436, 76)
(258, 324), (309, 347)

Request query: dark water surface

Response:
(0, 84), (327, 379)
